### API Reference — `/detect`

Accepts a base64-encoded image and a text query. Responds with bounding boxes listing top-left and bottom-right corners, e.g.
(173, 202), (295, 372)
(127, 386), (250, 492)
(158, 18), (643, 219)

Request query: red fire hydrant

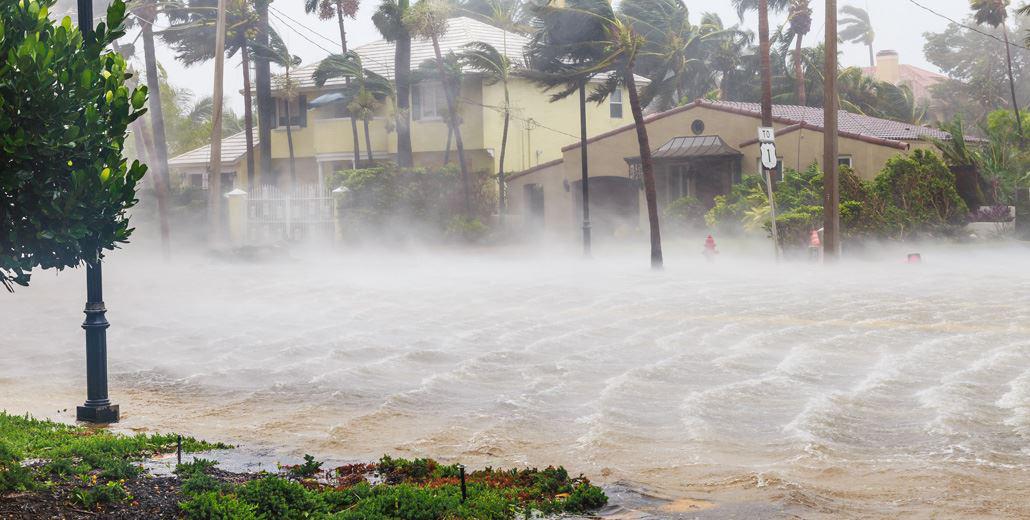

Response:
(703, 235), (719, 262)
(808, 229), (822, 262)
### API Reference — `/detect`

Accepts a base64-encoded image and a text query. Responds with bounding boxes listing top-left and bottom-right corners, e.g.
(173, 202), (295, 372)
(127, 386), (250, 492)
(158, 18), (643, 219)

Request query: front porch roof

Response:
(624, 135), (742, 164)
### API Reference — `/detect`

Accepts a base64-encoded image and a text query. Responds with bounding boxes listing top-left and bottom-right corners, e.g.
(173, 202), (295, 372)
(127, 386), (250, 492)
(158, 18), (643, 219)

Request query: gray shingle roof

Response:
(626, 135), (742, 163)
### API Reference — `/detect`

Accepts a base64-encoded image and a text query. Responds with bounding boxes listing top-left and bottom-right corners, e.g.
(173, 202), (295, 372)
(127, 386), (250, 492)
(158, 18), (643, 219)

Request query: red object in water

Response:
(810, 230), (821, 248)
(907, 253), (922, 264)
(704, 235), (718, 253)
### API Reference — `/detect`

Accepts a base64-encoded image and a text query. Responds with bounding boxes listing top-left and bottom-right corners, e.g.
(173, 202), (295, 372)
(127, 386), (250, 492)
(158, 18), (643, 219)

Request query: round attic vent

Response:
(691, 119), (705, 135)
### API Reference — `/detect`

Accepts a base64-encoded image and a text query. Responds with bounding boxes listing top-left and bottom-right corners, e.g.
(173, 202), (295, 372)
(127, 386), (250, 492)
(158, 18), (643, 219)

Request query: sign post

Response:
(758, 127), (780, 260)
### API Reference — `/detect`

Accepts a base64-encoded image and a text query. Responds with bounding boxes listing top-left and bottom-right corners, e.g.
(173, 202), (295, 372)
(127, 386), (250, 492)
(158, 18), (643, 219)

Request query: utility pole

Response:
(758, 0), (780, 259)
(579, 83), (591, 257)
(76, 0), (118, 424)
(209, 0), (228, 243)
(823, 0), (841, 260)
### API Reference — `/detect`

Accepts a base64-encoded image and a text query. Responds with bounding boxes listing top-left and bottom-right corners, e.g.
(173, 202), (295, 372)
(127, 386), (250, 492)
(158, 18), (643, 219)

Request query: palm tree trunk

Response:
(395, 0), (413, 167)
(140, 3), (171, 201)
(624, 70), (662, 269)
(867, 43), (874, 68)
(431, 37), (471, 216)
(255, 0), (274, 184)
(335, 2), (362, 167)
(285, 101), (296, 185)
(137, 115), (171, 257)
(208, 0), (227, 243)
(498, 88), (510, 221)
(1002, 29), (1025, 142)
(242, 41), (257, 191)
(443, 126), (452, 164)
(363, 118), (374, 163)
(795, 34), (806, 105)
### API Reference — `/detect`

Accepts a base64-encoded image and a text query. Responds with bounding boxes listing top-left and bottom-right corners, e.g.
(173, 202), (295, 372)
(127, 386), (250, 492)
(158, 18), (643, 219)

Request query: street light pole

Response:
(76, 0), (119, 424)
(823, 0), (840, 260)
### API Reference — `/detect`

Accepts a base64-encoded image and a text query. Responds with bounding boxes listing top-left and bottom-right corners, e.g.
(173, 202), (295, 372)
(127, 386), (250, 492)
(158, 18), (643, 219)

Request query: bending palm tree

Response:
(839, 5), (875, 67)
(313, 51), (395, 164)
(405, 0), (473, 216)
(255, 33), (302, 185)
(460, 41), (515, 219)
(786, 0), (812, 104)
(971, 0), (1023, 141)
(373, 0), (414, 166)
(305, 0), (364, 166)
(132, 0), (172, 218)
(526, 0), (664, 269)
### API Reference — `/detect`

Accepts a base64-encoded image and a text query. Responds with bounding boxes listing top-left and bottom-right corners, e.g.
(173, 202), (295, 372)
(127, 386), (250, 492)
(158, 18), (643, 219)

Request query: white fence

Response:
(240, 185), (336, 243)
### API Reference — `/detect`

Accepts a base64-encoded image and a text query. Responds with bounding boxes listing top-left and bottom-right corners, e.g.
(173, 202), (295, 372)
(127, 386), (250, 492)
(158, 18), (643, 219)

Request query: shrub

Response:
(180, 491), (258, 520)
(71, 481), (131, 509)
(285, 454), (323, 479)
(664, 195), (707, 230)
(872, 150), (969, 234)
(444, 216), (489, 243)
(969, 204), (1014, 222)
(563, 482), (608, 512)
(237, 476), (327, 519)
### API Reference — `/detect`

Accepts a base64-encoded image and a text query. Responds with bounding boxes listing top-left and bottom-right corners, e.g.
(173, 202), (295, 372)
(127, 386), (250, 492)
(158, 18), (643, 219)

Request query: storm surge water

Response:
(2, 241), (1030, 518)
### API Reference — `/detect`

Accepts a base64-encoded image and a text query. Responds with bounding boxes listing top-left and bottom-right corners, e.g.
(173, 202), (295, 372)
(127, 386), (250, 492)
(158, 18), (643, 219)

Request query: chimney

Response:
(875, 50), (900, 85)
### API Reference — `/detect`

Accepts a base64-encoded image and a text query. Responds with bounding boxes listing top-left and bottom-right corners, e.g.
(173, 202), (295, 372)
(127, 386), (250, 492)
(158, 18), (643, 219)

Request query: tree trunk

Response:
(140, 3), (171, 205)
(795, 33), (806, 105)
(498, 85), (510, 222)
(867, 43), (874, 68)
(395, 0), (413, 167)
(255, 0), (275, 184)
(578, 84), (590, 256)
(285, 101), (296, 186)
(443, 126), (452, 164)
(432, 37), (471, 216)
(823, 0), (841, 260)
(336, 2), (362, 167)
(758, 0), (773, 127)
(364, 118), (374, 164)
(242, 40), (256, 191)
(624, 70), (662, 270)
(1002, 29), (1025, 142)
(208, 0), (227, 244)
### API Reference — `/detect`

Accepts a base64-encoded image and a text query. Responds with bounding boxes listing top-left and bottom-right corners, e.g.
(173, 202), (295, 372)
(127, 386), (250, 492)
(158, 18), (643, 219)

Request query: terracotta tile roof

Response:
(862, 64), (945, 102)
(562, 99), (958, 153)
(168, 131), (256, 167)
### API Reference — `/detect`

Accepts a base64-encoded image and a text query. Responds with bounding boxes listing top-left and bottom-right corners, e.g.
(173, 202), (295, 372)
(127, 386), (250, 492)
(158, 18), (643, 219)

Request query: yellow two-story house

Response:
(169, 16), (642, 191)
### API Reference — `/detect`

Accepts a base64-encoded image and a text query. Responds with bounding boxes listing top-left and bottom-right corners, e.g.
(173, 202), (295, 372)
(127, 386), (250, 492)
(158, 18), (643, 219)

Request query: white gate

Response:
(245, 185), (335, 243)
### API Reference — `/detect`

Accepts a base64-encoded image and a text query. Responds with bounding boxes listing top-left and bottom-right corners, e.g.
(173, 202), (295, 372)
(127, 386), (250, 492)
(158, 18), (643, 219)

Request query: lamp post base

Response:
(77, 404), (119, 423)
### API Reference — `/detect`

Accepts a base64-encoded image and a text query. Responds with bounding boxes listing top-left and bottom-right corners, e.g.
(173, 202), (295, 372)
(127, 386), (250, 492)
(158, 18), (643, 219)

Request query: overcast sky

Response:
(138, 0), (977, 113)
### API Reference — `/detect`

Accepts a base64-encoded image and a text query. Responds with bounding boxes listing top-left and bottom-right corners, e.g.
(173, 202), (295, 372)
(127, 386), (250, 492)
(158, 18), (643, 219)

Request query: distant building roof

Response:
(286, 16), (646, 91)
(168, 131), (255, 168)
(563, 99), (962, 153)
(862, 50), (945, 102)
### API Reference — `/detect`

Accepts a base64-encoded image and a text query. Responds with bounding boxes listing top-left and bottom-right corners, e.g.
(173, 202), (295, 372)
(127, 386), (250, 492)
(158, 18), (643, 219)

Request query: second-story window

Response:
(276, 96), (307, 127)
(610, 88), (623, 119)
(412, 82), (447, 120)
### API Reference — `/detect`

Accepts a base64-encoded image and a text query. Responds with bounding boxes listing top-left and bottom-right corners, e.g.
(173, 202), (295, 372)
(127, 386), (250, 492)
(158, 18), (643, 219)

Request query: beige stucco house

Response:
(507, 99), (953, 239)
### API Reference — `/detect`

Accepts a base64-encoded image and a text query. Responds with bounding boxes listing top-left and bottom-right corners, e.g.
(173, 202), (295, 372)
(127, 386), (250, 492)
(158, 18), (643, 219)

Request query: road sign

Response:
(758, 127), (775, 143)
(761, 142), (778, 170)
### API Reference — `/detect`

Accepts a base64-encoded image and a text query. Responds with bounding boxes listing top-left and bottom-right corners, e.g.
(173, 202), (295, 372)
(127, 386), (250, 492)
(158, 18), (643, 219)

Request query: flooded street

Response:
(3, 242), (1030, 518)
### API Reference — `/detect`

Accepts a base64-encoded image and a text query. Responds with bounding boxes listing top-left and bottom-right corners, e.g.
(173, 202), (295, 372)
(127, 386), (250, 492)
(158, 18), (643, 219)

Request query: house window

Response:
(189, 173), (204, 188)
(838, 156), (853, 169)
(610, 88), (623, 119)
(412, 82), (447, 120)
(276, 97), (306, 127)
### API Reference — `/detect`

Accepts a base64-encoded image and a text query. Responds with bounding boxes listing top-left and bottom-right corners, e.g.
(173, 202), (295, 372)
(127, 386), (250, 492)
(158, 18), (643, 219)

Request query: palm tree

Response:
(732, 0), (789, 123)
(305, 0), (364, 167)
(970, 0), (1023, 141)
(526, 0), (665, 269)
(455, 0), (531, 32)
(839, 5), (875, 67)
(313, 51), (395, 164)
(161, 0), (266, 190)
(1019, 4), (1030, 47)
(253, 0), (274, 184)
(373, 0), (414, 166)
(460, 41), (515, 218)
(405, 0), (473, 215)
(132, 0), (173, 214)
(620, 0), (742, 110)
(785, 0), (812, 105)
(255, 33), (302, 185)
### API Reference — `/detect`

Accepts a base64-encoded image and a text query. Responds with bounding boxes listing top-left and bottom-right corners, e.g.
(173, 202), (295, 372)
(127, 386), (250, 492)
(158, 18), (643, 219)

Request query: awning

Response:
(308, 91), (349, 107)
(625, 135), (741, 164)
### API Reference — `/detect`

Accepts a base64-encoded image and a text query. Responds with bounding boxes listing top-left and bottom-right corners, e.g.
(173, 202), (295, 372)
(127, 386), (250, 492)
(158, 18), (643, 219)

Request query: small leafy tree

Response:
(0, 0), (147, 291)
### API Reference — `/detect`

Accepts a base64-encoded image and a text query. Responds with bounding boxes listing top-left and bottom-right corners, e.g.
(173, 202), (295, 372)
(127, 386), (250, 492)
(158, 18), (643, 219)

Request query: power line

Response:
(906, 0), (1030, 52)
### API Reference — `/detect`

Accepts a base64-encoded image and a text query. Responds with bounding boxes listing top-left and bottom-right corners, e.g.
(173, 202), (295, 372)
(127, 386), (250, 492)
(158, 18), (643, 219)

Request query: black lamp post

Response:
(75, 0), (119, 424)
